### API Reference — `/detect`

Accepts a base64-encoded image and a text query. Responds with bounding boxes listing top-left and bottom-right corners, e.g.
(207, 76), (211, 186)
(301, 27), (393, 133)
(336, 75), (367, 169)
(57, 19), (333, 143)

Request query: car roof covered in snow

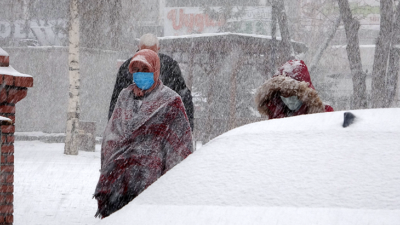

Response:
(97, 108), (400, 225)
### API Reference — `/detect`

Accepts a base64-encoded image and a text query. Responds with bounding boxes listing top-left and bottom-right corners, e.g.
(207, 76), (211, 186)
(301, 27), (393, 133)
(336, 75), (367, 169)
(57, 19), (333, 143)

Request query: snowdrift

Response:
(98, 108), (400, 225)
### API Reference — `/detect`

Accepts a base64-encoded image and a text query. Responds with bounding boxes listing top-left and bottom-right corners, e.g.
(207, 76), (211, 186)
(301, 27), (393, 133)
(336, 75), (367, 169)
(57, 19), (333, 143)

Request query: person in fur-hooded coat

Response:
(254, 60), (333, 119)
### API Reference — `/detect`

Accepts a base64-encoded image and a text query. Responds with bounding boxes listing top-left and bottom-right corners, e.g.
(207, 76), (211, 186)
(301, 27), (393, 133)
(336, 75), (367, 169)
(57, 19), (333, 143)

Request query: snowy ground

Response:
(14, 141), (101, 225)
(14, 108), (400, 225)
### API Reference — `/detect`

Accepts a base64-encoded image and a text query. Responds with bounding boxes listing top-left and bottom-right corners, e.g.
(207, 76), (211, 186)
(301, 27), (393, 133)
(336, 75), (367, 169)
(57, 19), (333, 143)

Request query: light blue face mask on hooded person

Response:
(280, 95), (303, 111)
(133, 72), (155, 90)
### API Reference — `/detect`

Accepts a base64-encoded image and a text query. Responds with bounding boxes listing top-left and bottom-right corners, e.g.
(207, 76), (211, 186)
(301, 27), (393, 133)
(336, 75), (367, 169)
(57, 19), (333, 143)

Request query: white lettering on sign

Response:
(0, 20), (67, 43)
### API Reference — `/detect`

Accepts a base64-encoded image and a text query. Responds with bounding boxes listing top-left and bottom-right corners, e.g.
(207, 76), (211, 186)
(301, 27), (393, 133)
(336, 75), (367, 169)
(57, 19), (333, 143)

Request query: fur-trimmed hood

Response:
(254, 60), (331, 119)
(255, 76), (325, 117)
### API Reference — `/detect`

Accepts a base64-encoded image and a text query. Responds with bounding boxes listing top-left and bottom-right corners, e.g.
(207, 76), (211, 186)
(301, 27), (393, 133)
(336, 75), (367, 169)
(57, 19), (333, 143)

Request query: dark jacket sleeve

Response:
(108, 58), (133, 120)
(159, 54), (195, 131)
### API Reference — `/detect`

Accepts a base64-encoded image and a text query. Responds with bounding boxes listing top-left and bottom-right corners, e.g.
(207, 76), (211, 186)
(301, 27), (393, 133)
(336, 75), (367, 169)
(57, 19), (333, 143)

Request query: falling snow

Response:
(1, 0), (400, 224)
(13, 108), (400, 224)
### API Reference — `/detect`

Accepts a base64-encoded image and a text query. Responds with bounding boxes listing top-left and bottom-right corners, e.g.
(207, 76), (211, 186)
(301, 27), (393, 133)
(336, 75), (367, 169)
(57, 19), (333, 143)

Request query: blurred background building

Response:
(1, 0), (399, 143)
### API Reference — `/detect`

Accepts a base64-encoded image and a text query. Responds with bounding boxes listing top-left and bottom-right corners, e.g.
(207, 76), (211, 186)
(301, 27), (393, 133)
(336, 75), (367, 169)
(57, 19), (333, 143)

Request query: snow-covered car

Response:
(98, 108), (400, 225)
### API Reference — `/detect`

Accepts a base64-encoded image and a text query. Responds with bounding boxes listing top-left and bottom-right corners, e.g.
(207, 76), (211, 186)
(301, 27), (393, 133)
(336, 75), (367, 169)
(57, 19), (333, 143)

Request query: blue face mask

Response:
(280, 95), (303, 111)
(133, 72), (155, 90)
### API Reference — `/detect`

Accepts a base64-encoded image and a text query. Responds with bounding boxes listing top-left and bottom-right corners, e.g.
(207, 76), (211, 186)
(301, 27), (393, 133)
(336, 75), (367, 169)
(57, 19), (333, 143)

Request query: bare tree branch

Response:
(309, 16), (341, 74)
(272, 0), (295, 64)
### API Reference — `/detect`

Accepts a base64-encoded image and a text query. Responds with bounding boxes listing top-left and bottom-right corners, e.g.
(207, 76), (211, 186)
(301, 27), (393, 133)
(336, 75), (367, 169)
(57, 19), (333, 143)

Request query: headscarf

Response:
(128, 49), (161, 96)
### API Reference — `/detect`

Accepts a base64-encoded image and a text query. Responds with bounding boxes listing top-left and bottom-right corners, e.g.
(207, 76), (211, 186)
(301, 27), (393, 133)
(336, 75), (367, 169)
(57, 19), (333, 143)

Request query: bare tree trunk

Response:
(337, 0), (367, 109)
(385, 1), (400, 107)
(205, 51), (217, 143)
(272, 0), (295, 64)
(394, 48), (400, 106)
(228, 48), (243, 131)
(8, 3), (16, 46)
(23, 0), (30, 39)
(187, 42), (196, 91)
(269, 1), (278, 77)
(65, 0), (80, 155)
(110, 0), (122, 50)
(386, 48), (400, 107)
(309, 16), (341, 74)
(371, 0), (394, 108)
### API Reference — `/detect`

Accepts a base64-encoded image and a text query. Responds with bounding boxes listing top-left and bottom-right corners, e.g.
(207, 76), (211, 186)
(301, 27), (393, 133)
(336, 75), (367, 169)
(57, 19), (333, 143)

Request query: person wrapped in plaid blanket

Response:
(94, 49), (193, 218)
